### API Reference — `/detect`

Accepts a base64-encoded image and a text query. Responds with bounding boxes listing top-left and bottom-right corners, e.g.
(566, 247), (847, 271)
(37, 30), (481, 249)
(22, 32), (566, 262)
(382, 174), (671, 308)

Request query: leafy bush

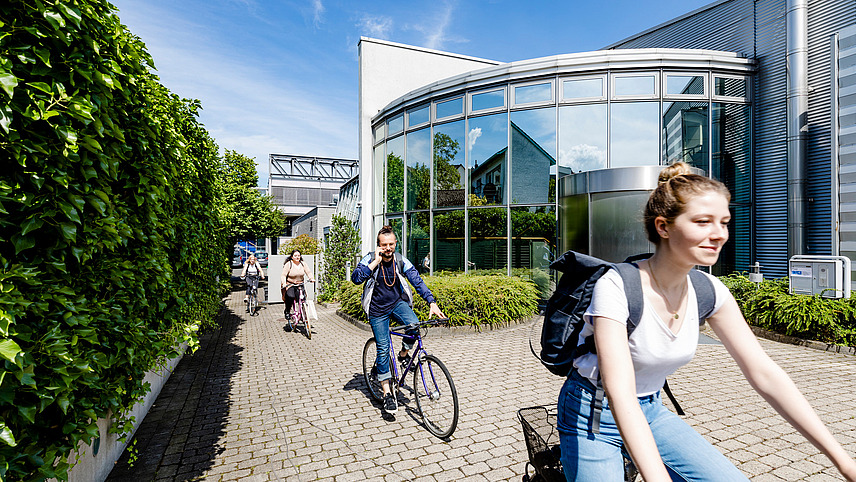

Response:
(721, 275), (856, 346)
(319, 215), (359, 302)
(0, 1), (230, 479)
(280, 234), (320, 256)
(339, 274), (540, 327)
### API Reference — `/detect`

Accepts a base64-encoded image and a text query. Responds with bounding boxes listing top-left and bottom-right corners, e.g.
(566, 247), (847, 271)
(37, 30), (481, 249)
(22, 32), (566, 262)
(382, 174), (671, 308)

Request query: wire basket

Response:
(517, 406), (565, 482)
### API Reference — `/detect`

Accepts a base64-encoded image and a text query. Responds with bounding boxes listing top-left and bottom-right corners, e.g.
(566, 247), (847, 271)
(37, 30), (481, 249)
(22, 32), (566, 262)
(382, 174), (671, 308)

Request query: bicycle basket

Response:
(518, 406), (564, 482)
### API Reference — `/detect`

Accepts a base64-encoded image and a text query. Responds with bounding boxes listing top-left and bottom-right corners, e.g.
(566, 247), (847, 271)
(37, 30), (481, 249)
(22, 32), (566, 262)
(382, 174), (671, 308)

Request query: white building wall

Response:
(357, 37), (500, 253)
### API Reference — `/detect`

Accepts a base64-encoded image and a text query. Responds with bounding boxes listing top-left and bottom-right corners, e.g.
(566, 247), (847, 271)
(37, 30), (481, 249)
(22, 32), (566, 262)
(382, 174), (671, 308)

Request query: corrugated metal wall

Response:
(610, 0), (855, 277)
(839, 25), (856, 270)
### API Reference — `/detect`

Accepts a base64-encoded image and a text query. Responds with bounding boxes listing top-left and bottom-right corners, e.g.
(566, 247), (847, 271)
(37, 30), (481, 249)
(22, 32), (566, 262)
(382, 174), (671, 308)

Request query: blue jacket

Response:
(351, 252), (436, 315)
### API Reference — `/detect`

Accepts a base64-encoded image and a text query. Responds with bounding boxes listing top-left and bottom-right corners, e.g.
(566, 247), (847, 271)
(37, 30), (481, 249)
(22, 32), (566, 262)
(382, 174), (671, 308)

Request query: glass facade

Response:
(372, 63), (752, 280)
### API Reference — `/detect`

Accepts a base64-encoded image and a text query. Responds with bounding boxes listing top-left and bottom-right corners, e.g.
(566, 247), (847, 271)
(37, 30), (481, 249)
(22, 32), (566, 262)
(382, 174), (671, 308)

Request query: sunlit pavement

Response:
(107, 290), (856, 481)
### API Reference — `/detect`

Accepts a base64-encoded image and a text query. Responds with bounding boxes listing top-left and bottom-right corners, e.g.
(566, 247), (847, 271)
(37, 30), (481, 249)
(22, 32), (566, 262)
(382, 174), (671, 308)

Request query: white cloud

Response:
(312, 0), (325, 27)
(559, 144), (606, 173)
(358, 14), (393, 39)
(467, 127), (482, 154)
(405, 0), (467, 51)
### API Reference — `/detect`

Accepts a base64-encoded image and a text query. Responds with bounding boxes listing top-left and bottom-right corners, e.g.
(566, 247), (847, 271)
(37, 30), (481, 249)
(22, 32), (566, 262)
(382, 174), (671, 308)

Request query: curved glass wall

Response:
(373, 58), (753, 281)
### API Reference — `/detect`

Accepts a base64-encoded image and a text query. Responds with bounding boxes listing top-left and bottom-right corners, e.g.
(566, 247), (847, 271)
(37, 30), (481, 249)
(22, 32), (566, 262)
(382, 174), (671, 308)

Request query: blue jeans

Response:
(557, 371), (748, 481)
(368, 300), (419, 382)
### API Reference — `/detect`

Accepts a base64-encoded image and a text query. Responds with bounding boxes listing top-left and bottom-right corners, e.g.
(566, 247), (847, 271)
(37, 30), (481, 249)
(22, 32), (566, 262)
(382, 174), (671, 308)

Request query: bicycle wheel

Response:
(413, 354), (458, 438)
(249, 294), (258, 316)
(301, 302), (311, 339)
(362, 338), (384, 402)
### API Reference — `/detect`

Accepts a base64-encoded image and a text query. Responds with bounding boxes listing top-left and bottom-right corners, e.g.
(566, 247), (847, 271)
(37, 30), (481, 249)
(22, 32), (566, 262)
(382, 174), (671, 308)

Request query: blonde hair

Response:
(644, 162), (731, 244)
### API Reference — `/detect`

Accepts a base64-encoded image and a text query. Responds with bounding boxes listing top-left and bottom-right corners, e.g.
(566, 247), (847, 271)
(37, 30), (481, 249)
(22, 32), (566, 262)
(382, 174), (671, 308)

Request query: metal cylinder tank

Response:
(558, 166), (662, 262)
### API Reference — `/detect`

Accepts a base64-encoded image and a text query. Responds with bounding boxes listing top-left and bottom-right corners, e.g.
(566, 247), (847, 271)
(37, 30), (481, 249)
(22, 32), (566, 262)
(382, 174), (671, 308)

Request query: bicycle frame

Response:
(288, 283), (305, 321)
(387, 326), (439, 397)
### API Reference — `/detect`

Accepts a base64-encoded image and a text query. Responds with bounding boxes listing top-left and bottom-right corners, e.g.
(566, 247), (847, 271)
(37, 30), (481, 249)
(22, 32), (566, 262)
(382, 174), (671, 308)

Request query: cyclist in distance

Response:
(240, 254), (265, 313)
(281, 249), (315, 319)
(352, 225), (445, 414)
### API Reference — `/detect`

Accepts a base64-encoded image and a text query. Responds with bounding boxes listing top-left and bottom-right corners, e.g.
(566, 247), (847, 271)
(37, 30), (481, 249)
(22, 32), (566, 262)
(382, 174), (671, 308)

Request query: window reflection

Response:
(712, 102), (751, 275)
(614, 75), (655, 96)
(663, 101), (709, 171)
(388, 217), (403, 253)
(433, 210), (464, 272)
(407, 212), (431, 274)
(406, 128), (431, 210)
(511, 108), (556, 204)
(511, 205), (556, 298)
(515, 83), (552, 104)
(469, 207), (508, 272)
(715, 77), (747, 98)
(471, 89), (505, 111)
(436, 97), (463, 119)
(563, 78), (603, 99)
(373, 144), (384, 215)
(386, 136), (404, 213)
(408, 105), (430, 127)
(559, 103), (607, 173)
(667, 75), (705, 96)
(388, 115), (404, 135)
(434, 121), (466, 208)
(610, 102), (659, 167)
(468, 113), (508, 206)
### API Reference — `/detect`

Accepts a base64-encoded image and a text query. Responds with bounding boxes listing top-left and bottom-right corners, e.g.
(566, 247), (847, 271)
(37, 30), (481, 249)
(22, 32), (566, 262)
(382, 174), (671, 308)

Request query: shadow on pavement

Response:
(106, 297), (245, 481)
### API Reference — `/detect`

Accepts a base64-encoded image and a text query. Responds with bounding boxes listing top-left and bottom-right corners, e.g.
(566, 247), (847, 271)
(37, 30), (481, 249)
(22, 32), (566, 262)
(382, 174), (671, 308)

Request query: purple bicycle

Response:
(362, 318), (459, 438)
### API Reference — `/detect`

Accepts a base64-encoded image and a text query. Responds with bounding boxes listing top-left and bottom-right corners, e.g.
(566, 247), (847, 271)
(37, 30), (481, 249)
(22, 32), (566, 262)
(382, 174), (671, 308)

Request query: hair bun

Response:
(658, 161), (693, 183)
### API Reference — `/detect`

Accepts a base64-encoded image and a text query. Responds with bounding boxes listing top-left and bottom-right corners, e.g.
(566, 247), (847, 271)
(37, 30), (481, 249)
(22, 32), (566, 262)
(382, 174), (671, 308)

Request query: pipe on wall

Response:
(786, 0), (808, 257)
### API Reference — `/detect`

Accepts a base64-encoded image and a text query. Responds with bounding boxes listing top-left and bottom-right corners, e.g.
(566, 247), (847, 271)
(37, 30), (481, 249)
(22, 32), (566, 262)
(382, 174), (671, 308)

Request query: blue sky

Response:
(111, 0), (714, 187)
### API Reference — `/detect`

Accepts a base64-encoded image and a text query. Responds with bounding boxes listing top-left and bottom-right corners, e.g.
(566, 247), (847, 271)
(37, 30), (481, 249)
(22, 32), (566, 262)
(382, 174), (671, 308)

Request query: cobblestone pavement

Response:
(107, 290), (856, 481)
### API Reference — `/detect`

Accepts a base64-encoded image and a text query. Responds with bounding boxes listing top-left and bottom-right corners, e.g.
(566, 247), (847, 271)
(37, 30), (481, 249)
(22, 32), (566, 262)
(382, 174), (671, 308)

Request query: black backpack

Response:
(538, 250), (716, 431)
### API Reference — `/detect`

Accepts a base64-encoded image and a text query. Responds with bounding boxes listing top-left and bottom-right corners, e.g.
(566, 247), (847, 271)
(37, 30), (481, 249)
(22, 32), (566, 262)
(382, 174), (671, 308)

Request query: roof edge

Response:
(358, 36), (501, 66)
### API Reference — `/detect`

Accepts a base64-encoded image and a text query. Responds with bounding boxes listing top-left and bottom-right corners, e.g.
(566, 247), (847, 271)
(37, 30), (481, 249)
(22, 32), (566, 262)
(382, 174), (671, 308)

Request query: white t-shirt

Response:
(574, 268), (730, 396)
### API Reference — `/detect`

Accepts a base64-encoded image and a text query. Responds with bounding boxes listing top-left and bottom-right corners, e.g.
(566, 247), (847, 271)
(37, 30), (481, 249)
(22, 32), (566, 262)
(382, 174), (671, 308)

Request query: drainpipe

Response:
(786, 0), (808, 257)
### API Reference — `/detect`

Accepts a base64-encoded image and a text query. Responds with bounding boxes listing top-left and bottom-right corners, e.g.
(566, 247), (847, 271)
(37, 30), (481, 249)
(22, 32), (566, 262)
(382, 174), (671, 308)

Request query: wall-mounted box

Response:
(788, 255), (851, 299)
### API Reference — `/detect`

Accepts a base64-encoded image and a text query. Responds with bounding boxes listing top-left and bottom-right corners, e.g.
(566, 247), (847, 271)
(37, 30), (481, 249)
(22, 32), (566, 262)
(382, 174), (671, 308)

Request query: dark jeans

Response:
(283, 284), (305, 313)
(245, 275), (259, 296)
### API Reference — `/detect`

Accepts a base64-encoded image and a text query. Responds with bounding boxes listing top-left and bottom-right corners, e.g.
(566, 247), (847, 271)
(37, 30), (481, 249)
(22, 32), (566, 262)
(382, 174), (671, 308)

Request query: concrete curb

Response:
(748, 325), (856, 356)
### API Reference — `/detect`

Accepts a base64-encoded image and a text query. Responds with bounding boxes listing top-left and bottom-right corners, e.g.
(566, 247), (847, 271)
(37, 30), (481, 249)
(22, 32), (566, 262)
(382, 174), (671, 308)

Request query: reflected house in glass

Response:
(358, 0), (856, 283)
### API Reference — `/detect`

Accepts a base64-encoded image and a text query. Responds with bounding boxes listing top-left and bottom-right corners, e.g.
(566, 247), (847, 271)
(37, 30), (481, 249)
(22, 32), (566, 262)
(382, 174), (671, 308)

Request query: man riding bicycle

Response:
(241, 254), (265, 313)
(351, 225), (444, 414)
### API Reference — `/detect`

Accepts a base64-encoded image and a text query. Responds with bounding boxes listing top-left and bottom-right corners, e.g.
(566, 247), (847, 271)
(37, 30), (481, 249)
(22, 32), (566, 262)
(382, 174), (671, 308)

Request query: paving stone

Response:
(106, 291), (856, 481)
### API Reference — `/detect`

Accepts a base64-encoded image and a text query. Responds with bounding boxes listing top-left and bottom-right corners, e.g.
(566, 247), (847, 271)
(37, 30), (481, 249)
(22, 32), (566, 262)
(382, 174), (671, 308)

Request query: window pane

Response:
(667, 75), (705, 96)
(433, 120), (466, 208)
(373, 123), (385, 142)
(610, 102), (659, 167)
(406, 128), (431, 210)
(468, 113), (508, 206)
(407, 212), (431, 274)
(373, 144), (384, 215)
(663, 101), (709, 171)
(408, 105), (429, 127)
(712, 103), (751, 203)
(559, 103), (607, 173)
(715, 77), (747, 97)
(614, 75), (655, 96)
(388, 114), (404, 135)
(512, 205), (556, 298)
(386, 136), (404, 213)
(563, 78), (603, 99)
(515, 83), (552, 104)
(511, 108), (556, 204)
(469, 207), (507, 272)
(472, 89), (505, 111)
(436, 97), (463, 119)
(434, 210), (465, 272)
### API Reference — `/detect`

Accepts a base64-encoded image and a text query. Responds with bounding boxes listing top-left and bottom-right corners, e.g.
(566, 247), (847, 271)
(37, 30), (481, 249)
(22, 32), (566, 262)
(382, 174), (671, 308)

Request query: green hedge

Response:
(339, 274), (540, 327)
(720, 274), (856, 346)
(0, 1), (228, 480)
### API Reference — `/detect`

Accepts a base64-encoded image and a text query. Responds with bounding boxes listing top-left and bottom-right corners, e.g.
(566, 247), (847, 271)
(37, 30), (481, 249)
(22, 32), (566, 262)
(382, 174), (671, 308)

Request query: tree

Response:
(281, 234), (320, 255)
(218, 150), (285, 245)
(319, 215), (360, 302)
(433, 132), (463, 190)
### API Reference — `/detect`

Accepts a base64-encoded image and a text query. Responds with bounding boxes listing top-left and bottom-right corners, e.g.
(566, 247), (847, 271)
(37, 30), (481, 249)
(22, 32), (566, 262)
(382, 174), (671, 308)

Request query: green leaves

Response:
(0, 339), (22, 363)
(0, 72), (17, 98)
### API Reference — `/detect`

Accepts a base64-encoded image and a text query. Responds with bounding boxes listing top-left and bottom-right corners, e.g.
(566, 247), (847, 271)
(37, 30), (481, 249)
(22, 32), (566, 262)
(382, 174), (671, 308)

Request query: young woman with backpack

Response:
(557, 162), (856, 481)
(281, 249), (315, 318)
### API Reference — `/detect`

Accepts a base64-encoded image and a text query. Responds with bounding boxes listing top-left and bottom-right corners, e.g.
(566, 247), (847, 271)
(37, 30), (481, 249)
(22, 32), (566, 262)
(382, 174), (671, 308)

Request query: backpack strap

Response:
(688, 269), (716, 323)
(369, 251), (406, 274)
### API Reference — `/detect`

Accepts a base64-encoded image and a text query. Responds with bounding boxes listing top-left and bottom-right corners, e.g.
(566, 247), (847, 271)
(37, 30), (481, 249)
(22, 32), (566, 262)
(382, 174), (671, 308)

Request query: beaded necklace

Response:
(380, 261), (397, 287)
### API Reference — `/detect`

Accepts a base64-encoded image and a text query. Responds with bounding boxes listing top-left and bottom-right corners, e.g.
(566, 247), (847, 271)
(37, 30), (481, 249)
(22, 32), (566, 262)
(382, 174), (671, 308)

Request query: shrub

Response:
(722, 275), (856, 346)
(339, 274), (540, 327)
(280, 234), (320, 256)
(0, 1), (227, 479)
(319, 215), (359, 302)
